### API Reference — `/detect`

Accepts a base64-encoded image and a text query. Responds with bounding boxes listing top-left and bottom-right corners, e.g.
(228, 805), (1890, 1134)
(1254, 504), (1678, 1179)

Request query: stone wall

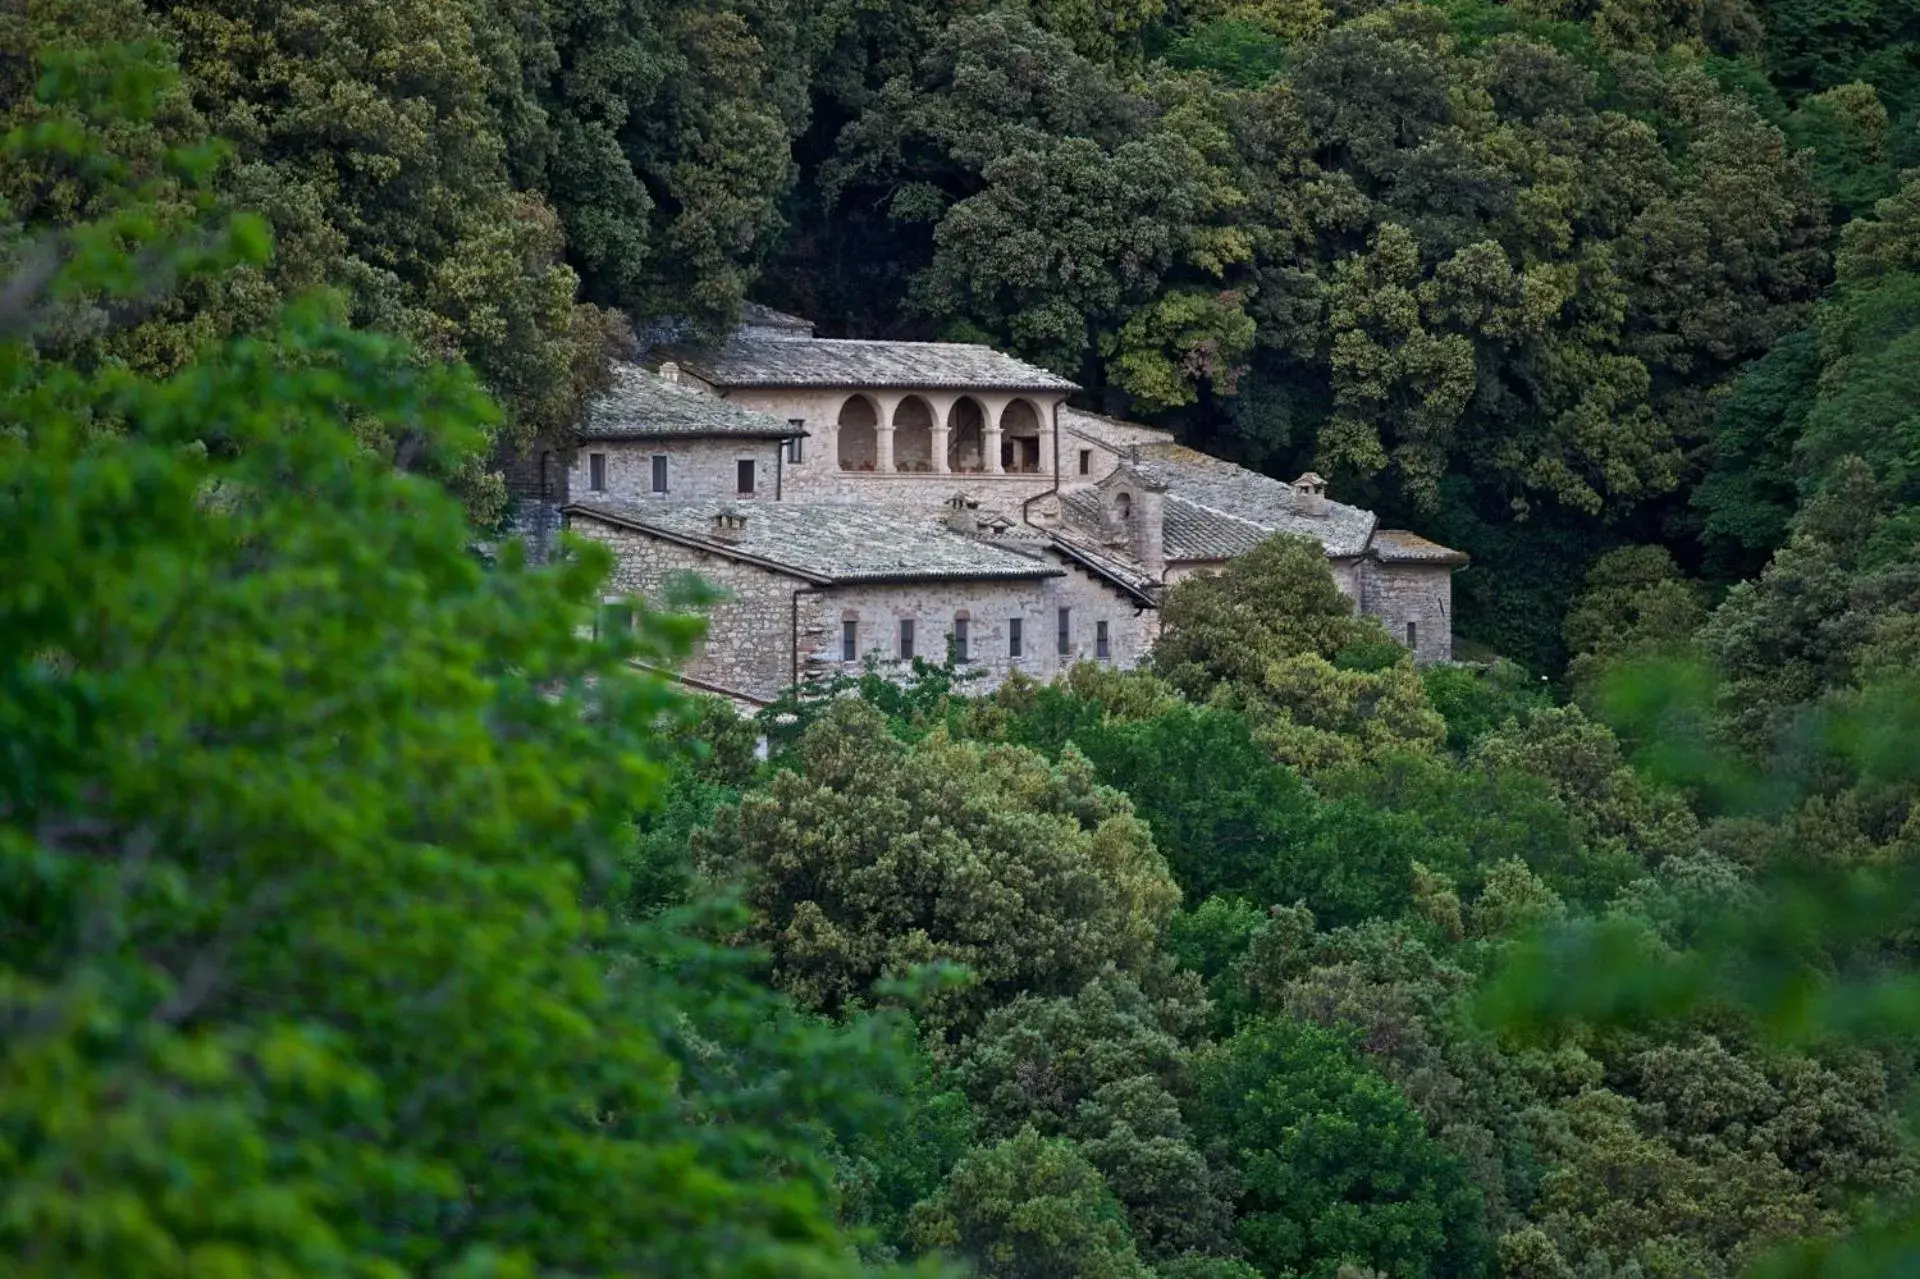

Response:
(573, 512), (1157, 701)
(783, 470), (1056, 518)
(1360, 560), (1454, 663)
(497, 438), (569, 503)
(1063, 431), (1127, 485)
(1329, 556), (1363, 601)
(807, 555), (1157, 696)
(572, 434), (1054, 517)
(504, 498), (563, 565)
(571, 516), (802, 696)
(570, 438), (787, 504)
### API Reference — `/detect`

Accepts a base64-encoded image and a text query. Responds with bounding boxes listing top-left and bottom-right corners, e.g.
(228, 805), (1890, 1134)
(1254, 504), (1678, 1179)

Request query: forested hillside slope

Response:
(8, 0), (1916, 660)
(5, 1), (1920, 1277)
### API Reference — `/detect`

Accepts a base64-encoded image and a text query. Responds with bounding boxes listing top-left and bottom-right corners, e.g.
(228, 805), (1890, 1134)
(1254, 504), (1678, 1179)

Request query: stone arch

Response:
(1001, 398), (1043, 473)
(1114, 491), (1132, 521)
(837, 395), (878, 471)
(948, 397), (987, 472)
(893, 396), (935, 472)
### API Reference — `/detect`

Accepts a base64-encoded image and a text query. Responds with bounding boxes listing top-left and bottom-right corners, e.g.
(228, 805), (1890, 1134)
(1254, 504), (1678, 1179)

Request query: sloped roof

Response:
(1047, 535), (1161, 603)
(567, 500), (1063, 585)
(659, 334), (1078, 392)
(1161, 496), (1273, 560)
(1370, 529), (1471, 565)
(579, 364), (803, 440)
(1125, 444), (1377, 559)
(739, 302), (814, 336)
(1061, 406), (1177, 450)
(1064, 485), (1274, 562)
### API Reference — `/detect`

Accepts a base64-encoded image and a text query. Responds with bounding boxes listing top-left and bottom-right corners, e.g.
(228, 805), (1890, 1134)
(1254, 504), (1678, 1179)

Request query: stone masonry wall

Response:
(1063, 431), (1126, 485)
(808, 555), (1156, 696)
(571, 438), (787, 504)
(575, 513), (1157, 701)
(1360, 560), (1454, 664)
(571, 517), (801, 696)
(783, 470), (1055, 518)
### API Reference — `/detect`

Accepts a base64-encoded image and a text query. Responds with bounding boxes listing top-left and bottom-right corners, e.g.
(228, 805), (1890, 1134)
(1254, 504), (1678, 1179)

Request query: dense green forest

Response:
(10, 0), (1920, 662)
(6, 0), (1920, 1276)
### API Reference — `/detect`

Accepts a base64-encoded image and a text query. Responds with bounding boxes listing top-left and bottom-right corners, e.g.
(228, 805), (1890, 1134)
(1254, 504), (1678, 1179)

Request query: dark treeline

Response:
(9, 0), (1918, 662)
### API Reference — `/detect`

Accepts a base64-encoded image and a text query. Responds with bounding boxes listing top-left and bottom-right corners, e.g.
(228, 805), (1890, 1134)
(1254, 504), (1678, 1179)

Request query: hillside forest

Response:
(6, 0), (1920, 1277)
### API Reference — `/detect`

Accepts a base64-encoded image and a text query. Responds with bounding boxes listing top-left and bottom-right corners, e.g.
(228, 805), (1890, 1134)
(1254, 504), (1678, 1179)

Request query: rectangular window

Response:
(899, 618), (915, 661)
(1078, 449), (1091, 476)
(650, 454), (668, 494)
(952, 616), (970, 665)
(842, 618), (858, 662)
(589, 452), (607, 493)
(1057, 607), (1071, 657)
(737, 459), (756, 494)
(1406, 621), (1418, 650)
(1009, 617), (1023, 658)
(787, 425), (805, 463)
(1095, 620), (1110, 661)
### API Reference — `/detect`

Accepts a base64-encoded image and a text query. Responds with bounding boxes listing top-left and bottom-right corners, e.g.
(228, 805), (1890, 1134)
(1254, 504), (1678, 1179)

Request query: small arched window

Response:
(1114, 492), (1133, 521)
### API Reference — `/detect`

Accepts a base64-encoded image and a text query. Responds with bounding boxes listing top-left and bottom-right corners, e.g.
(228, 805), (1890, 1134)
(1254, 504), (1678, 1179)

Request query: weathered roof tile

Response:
(579, 364), (802, 440)
(660, 335), (1078, 392)
(1060, 406), (1177, 450)
(567, 499), (1064, 585)
(1369, 529), (1471, 565)
(1124, 444), (1378, 559)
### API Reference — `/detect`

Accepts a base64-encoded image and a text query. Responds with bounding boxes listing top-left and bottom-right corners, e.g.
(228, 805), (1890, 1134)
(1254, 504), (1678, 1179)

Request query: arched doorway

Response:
(1001, 399), (1042, 473)
(893, 397), (934, 472)
(837, 395), (878, 471)
(948, 397), (986, 473)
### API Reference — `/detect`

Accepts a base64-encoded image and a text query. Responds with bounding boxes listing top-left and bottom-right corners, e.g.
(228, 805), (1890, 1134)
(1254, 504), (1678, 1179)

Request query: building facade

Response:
(526, 305), (1466, 705)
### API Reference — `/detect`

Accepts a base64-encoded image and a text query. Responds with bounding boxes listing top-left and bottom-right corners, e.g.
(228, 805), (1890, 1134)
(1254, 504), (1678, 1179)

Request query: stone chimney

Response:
(945, 491), (979, 535)
(1135, 486), (1167, 580)
(1293, 471), (1329, 518)
(658, 361), (681, 385)
(710, 506), (748, 540)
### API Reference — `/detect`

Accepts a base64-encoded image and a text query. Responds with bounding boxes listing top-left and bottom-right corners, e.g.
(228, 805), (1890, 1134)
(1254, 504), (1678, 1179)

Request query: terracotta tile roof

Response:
(566, 500), (1064, 585)
(578, 364), (802, 440)
(659, 335), (1078, 392)
(1369, 529), (1471, 565)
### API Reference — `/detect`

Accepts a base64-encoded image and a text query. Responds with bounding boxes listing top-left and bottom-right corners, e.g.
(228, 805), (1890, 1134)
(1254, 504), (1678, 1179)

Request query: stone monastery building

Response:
(520, 304), (1466, 706)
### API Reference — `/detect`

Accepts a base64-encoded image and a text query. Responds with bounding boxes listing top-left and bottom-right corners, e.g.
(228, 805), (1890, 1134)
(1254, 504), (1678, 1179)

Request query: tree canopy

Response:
(0, 51), (917, 1274)
(14, 1), (1920, 1276)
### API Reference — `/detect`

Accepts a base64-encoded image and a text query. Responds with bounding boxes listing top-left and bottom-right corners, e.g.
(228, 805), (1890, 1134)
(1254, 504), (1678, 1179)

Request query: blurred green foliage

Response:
(0, 46), (940, 1277)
